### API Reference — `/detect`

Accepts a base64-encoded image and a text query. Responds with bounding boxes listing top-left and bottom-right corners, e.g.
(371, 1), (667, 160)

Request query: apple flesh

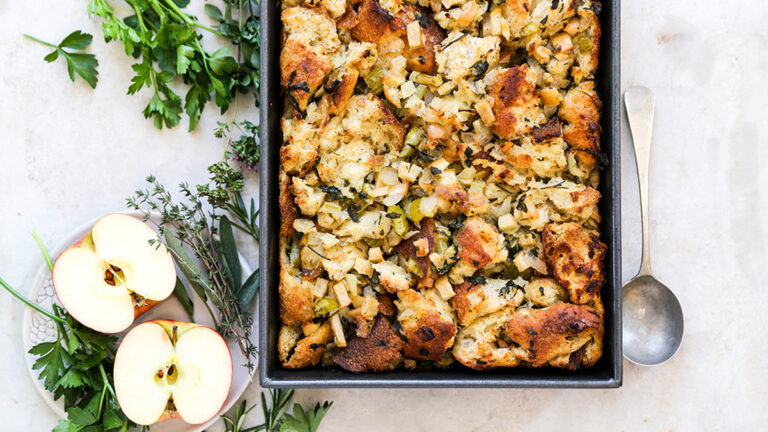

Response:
(114, 320), (233, 425)
(52, 214), (176, 333)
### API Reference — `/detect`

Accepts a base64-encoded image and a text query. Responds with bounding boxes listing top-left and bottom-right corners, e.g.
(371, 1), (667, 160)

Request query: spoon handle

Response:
(624, 86), (655, 277)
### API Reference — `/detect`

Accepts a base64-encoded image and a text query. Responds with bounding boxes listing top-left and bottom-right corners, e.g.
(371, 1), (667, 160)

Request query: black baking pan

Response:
(259, 0), (621, 388)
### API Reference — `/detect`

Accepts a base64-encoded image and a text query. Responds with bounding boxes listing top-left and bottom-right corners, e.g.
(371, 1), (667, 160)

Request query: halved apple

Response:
(114, 320), (233, 425)
(52, 213), (176, 333)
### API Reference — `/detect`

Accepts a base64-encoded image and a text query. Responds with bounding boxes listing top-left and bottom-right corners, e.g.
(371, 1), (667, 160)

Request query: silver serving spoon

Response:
(622, 86), (684, 366)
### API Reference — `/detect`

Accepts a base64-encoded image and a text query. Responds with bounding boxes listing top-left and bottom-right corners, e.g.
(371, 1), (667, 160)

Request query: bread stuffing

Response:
(278, 0), (607, 371)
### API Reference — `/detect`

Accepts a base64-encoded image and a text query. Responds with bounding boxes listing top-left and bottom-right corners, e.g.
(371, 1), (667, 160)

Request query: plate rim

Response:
(21, 210), (261, 430)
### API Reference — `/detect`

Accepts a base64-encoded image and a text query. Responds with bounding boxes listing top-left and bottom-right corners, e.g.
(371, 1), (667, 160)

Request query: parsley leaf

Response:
(25, 31), (99, 88)
(278, 402), (333, 432)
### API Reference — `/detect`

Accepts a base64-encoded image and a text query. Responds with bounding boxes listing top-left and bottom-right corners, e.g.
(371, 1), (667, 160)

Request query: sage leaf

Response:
(164, 230), (208, 303)
(173, 277), (194, 320)
(239, 268), (259, 309)
(219, 215), (241, 292)
(204, 4), (223, 21)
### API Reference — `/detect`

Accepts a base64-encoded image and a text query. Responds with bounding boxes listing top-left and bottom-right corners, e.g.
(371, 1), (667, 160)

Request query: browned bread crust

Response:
(395, 289), (456, 361)
(332, 316), (404, 372)
(505, 302), (602, 369)
(351, 0), (445, 74)
(490, 65), (543, 140)
(281, 323), (333, 369)
(542, 222), (607, 304)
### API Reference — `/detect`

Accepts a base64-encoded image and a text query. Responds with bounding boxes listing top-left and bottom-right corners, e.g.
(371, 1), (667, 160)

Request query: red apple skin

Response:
(142, 320), (234, 425)
(155, 411), (182, 423)
(51, 215), (165, 332)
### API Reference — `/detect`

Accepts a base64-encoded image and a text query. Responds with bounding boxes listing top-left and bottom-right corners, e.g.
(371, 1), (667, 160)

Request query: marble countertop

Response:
(2, 0), (766, 430)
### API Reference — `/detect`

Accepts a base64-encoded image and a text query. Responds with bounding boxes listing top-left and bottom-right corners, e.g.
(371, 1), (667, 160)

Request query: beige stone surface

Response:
(1, 0), (767, 430)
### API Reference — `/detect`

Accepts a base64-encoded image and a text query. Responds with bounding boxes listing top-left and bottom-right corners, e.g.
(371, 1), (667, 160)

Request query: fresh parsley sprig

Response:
(86, 0), (260, 131)
(24, 31), (99, 88)
(0, 235), (132, 432)
(278, 401), (333, 432)
(205, 1), (261, 104)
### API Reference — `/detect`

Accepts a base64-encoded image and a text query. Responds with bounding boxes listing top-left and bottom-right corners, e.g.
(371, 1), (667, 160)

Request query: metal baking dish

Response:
(259, 0), (621, 388)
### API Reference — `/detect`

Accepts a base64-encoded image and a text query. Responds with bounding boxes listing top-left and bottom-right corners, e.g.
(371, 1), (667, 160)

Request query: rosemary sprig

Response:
(127, 173), (258, 370)
(225, 191), (260, 241)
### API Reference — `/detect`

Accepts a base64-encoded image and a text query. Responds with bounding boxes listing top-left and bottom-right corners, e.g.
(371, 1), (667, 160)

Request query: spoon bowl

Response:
(622, 275), (684, 365)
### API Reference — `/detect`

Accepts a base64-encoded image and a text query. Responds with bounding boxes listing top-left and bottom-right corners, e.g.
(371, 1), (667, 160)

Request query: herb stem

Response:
(97, 381), (108, 417)
(131, 3), (149, 33)
(166, 245), (220, 328)
(201, 296), (220, 328)
(32, 231), (54, 272)
(99, 363), (116, 398)
(148, 0), (167, 23)
(0, 276), (64, 323)
(22, 34), (57, 48)
(159, 0), (224, 36)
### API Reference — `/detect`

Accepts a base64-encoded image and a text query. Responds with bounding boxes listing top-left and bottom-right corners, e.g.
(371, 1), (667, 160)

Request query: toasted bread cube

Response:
(552, 33), (573, 53)
(311, 277), (329, 299)
(345, 274), (363, 308)
(400, 81), (417, 99)
(407, 21), (423, 48)
(398, 162), (422, 183)
(429, 252), (446, 268)
(330, 313), (347, 347)
(360, 295), (379, 319)
(431, 158), (450, 172)
(435, 276), (455, 300)
(476, 97), (496, 125)
(413, 238), (430, 257)
(565, 18), (580, 35)
(498, 213), (518, 233)
(344, 274), (360, 296)
(540, 88), (561, 107)
(533, 45), (552, 63)
(354, 257), (373, 277)
(369, 246), (384, 263)
(332, 282), (352, 309)
(302, 321), (321, 337)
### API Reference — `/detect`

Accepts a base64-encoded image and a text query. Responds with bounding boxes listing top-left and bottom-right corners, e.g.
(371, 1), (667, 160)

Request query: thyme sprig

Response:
(127, 173), (257, 370)
(198, 161), (259, 240)
(216, 119), (261, 170)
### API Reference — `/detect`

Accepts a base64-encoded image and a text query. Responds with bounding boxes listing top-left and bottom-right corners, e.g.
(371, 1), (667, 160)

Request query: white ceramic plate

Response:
(22, 211), (264, 431)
